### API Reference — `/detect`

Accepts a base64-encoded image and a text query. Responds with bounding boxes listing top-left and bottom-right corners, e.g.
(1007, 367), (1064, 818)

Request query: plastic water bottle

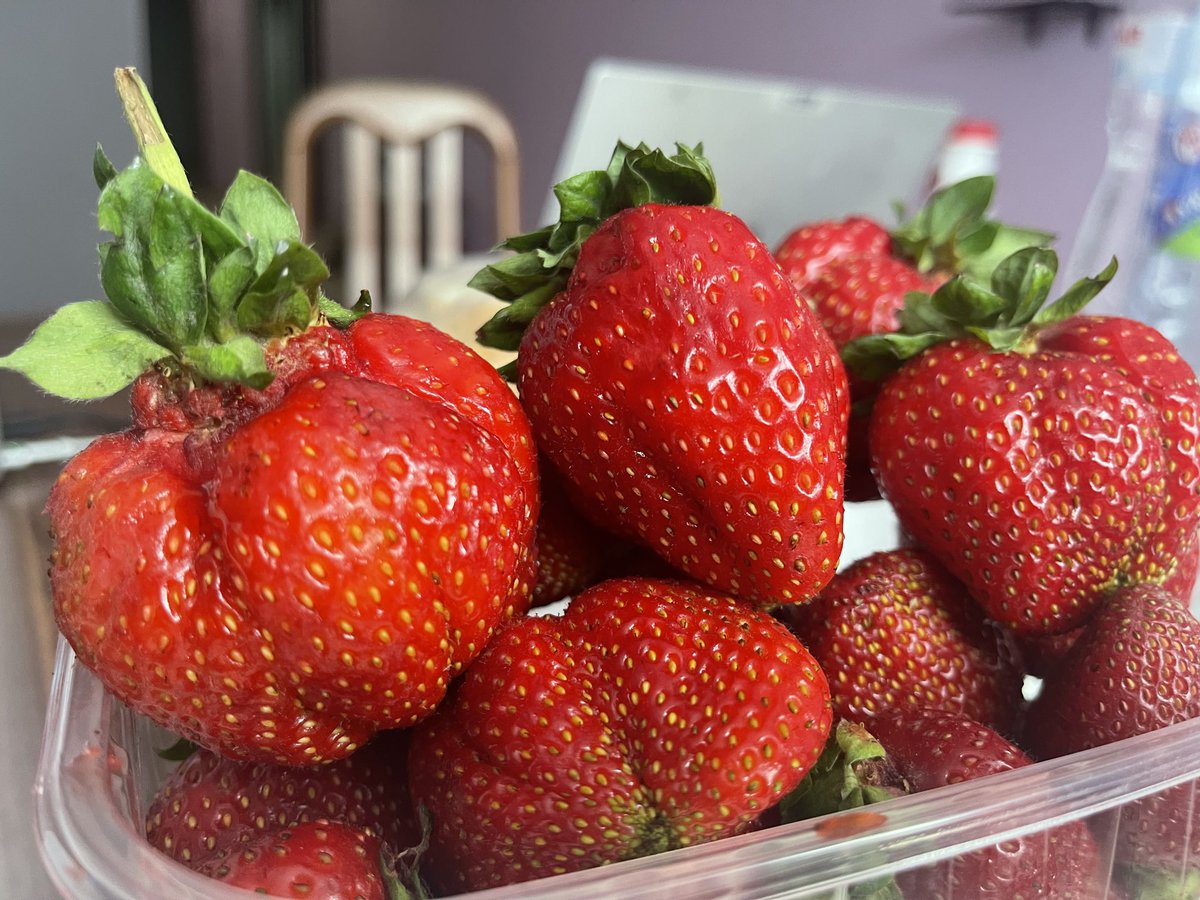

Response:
(1066, 3), (1200, 368)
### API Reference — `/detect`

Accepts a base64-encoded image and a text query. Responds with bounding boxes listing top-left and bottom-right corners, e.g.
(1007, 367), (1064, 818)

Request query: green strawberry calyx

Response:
(473, 140), (718, 367)
(777, 720), (908, 900)
(778, 719), (909, 825)
(842, 247), (1118, 383)
(0, 67), (365, 401)
(891, 175), (1054, 282)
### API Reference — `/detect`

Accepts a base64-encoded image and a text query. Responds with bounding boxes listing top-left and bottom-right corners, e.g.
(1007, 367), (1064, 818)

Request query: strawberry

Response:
(475, 143), (848, 608)
(7, 70), (538, 763)
(870, 708), (1103, 899)
(774, 215), (892, 292)
(210, 820), (390, 900)
(406, 576), (832, 893)
(145, 734), (417, 874)
(853, 248), (1200, 635)
(777, 179), (1052, 502)
(778, 548), (1023, 734)
(1024, 584), (1200, 886)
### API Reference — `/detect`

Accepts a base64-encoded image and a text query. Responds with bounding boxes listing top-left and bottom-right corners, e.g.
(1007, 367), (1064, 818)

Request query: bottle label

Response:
(1151, 111), (1200, 258)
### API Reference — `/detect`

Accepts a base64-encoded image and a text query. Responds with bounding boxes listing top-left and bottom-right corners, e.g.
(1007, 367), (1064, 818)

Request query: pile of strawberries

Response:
(17, 72), (1200, 899)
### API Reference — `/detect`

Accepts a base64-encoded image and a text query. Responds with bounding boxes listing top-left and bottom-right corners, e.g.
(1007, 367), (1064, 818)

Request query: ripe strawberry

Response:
(1024, 584), (1200, 880)
(778, 548), (1023, 734)
(855, 248), (1200, 635)
(777, 179), (1051, 502)
(145, 734), (417, 874)
(210, 820), (389, 900)
(475, 143), (848, 608)
(871, 708), (1103, 899)
(406, 576), (833, 893)
(774, 215), (892, 292)
(10, 71), (538, 763)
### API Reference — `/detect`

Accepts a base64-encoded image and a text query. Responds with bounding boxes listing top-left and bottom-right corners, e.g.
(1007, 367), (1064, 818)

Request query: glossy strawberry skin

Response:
(210, 820), (387, 900)
(1024, 584), (1200, 871)
(1037, 316), (1200, 590)
(778, 549), (1023, 734)
(145, 733), (416, 875)
(872, 709), (1102, 900)
(870, 335), (1182, 636)
(407, 577), (832, 893)
(804, 255), (936, 362)
(795, 251), (940, 503)
(774, 216), (892, 292)
(518, 204), (849, 608)
(49, 315), (538, 764)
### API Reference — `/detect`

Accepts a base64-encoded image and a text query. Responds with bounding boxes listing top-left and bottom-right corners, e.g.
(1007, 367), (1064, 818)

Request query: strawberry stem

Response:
(114, 67), (192, 199)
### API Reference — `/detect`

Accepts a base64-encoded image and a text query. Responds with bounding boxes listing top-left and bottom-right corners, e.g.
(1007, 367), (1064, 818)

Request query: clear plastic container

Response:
(32, 503), (1200, 899)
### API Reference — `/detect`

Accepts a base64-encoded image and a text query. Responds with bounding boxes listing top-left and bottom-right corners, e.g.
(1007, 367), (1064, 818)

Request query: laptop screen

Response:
(544, 58), (961, 249)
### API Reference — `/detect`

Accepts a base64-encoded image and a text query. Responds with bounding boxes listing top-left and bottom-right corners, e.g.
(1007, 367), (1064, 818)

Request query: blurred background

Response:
(0, 0), (1177, 895)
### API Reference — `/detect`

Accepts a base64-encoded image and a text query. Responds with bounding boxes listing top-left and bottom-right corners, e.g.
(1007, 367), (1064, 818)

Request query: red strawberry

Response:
(210, 820), (389, 900)
(803, 255), (939, 356)
(145, 734), (417, 874)
(778, 548), (1023, 734)
(871, 708), (1103, 899)
(1024, 584), (1200, 877)
(475, 143), (848, 608)
(774, 215), (892, 292)
(407, 576), (832, 893)
(777, 180), (1051, 503)
(13, 72), (539, 764)
(857, 249), (1200, 635)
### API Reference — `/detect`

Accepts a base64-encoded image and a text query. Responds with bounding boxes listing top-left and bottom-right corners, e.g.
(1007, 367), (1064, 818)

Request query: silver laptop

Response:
(544, 58), (961, 249)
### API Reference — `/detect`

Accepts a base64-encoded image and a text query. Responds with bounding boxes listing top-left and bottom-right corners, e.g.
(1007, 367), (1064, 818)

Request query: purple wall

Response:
(314, 0), (1117, 259)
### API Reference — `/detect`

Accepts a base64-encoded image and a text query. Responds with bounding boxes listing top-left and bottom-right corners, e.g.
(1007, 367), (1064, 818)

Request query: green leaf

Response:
(991, 246), (1058, 326)
(1032, 257), (1118, 326)
(235, 240), (328, 336)
(841, 331), (946, 382)
(182, 336), (272, 388)
(219, 171), (302, 272)
(145, 187), (208, 344)
(207, 246), (258, 340)
(553, 170), (610, 222)
(0, 301), (171, 399)
(960, 223), (1054, 282)
(475, 281), (560, 352)
(896, 291), (955, 335)
(93, 144), (117, 190)
(930, 278), (1009, 328)
(925, 175), (994, 243)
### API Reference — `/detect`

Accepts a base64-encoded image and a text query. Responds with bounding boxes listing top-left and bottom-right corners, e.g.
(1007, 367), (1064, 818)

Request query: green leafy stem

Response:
(0, 67), (363, 401)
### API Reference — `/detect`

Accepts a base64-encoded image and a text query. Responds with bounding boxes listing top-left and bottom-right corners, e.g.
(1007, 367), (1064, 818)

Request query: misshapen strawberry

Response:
(476, 143), (848, 608)
(13, 71), (538, 764)
(853, 248), (1200, 635)
(407, 576), (832, 893)
(778, 548), (1023, 734)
